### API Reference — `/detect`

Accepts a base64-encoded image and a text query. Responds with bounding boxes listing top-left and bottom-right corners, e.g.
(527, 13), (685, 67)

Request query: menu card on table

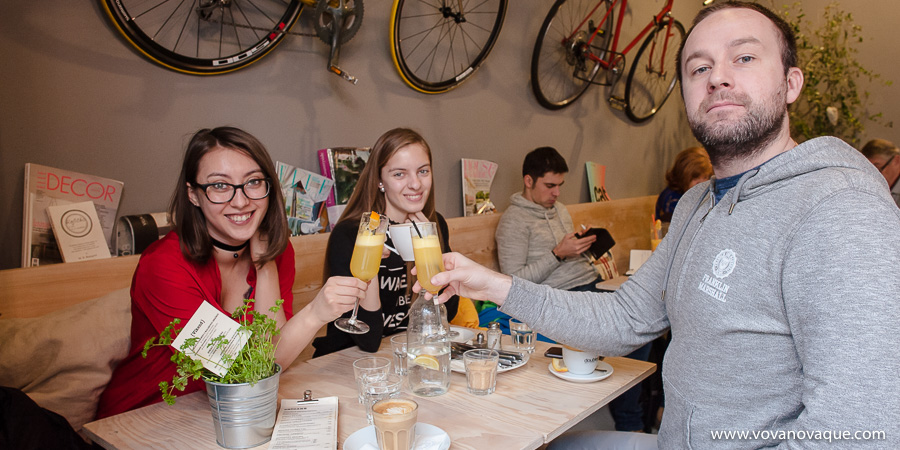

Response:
(269, 397), (339, 449)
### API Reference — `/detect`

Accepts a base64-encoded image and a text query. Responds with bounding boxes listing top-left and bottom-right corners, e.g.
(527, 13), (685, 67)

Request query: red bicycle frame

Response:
(568, 0), (676, 73)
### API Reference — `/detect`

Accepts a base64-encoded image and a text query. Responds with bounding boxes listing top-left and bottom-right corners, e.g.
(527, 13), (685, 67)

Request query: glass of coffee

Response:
(463, 349), (499, 395)
(372, 398), (418, 450)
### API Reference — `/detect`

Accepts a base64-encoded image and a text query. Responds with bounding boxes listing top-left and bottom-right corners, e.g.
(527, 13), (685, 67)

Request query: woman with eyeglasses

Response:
(97, 127), (367, 418)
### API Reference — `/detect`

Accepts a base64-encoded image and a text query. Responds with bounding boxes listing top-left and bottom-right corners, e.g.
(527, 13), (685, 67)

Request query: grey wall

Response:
(1, 0), (896, 270)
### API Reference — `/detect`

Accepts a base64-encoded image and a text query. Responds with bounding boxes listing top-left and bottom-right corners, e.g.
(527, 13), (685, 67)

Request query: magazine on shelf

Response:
(461, 158), (498, 216)
(585, 161), (611, 202)
(22, 163), (124, 267)
(317, 147), (370, 228)
(46, 201), (113, 263)
(276, 161), (333, 235)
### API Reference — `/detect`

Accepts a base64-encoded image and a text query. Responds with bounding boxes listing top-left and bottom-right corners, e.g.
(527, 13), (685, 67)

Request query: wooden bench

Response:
(0, 196), (656, 320)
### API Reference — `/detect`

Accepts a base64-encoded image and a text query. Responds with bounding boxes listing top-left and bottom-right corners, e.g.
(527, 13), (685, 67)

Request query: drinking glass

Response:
(463, 349), (499, 395)
(335, 212), (387, 334)
(373, 397), (418, 450)
(390, 334), (408, 376)
(353, 356), (392, 403)
(362, 373), (403, 424)
(411, 222), (445, 294)
(509, 318), (535, 353)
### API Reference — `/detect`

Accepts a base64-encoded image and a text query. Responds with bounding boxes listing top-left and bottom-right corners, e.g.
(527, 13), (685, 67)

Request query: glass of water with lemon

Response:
(406, 290), (451, 396)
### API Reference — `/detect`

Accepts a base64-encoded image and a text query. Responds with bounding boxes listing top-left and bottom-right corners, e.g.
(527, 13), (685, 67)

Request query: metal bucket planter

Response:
(204, 364), (281, 449)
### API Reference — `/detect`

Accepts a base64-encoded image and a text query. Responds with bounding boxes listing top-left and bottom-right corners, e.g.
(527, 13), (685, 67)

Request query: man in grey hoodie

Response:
(496, 147), (650, 433)
(495, 147), (600, 291)
(418, 2), (900, 448)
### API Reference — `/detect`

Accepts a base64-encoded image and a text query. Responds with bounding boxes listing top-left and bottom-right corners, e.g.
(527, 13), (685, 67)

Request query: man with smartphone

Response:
(495, 146), (607, 291)
(494, 146), (650, 433)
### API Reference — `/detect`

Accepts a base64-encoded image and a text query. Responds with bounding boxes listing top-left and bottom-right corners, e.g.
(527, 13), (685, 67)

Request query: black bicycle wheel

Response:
(531, 0), (613, 110)
(102, 0), (304, 75)
(624, 19), (684, 122)
(390, 0), (508, 94)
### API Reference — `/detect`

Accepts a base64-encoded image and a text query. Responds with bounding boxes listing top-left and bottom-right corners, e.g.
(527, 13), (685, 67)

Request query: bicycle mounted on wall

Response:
(531, 0), (685, 122)
(101, 0), (363, 83)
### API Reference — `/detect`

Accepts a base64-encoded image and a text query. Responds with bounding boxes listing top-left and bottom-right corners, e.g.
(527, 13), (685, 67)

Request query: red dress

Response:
(96, 232), (294, 419)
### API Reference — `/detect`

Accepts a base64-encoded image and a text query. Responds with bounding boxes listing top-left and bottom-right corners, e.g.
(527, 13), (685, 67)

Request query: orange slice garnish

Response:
(367, 211), (381, 231)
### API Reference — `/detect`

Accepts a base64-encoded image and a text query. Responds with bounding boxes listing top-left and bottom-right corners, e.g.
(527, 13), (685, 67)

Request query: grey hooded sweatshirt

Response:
(495, 192), (597, 290)
(501, 137), (900, 449)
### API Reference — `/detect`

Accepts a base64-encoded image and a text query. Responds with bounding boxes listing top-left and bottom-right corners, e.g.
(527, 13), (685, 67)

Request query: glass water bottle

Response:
(406, 292), (451, 396)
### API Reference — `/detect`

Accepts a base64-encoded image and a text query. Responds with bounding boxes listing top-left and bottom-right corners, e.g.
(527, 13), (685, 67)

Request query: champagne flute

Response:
(411, 222), (445, 295)
(335, 212), (387, 334)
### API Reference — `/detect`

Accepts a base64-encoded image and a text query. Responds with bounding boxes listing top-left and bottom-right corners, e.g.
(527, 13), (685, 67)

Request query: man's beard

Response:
(688, 85), (787, 168)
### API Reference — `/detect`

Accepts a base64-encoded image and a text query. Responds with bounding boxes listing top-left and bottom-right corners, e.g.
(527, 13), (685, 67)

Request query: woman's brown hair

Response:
(666, 147), (713, 193)
(169, 127), (289, 267)
(339, 128), (439, 226)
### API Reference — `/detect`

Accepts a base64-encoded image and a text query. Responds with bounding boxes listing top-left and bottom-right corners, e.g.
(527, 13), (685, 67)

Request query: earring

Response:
(379, 183), (385, 193)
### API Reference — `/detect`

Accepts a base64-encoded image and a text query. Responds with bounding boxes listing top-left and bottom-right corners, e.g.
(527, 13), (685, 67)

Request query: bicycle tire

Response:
(390, 0), (508, 94)
(102, 0), (304, 75)
(531, 0), (613, 110)
(624, 19), (685, 122)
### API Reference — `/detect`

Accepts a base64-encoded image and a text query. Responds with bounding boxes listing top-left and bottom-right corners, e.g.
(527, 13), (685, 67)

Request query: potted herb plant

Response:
(143, 299), (284, 449)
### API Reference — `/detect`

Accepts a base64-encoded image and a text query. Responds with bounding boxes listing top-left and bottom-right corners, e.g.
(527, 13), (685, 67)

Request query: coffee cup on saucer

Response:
(372, 398), (418, 450)
(562, 346), (601, 375)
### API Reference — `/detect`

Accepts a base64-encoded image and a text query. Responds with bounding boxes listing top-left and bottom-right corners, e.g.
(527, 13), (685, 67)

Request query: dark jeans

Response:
(571, 277), (653, 432)
(0, 387), (101, 450)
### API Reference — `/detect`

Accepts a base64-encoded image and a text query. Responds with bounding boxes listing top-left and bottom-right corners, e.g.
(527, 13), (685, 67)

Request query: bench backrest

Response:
(0, 196), (656, 319)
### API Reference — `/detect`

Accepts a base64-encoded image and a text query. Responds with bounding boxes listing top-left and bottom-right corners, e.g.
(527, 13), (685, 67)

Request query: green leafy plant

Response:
(778, 1), (892, 146)
(142, 299), (283, 405)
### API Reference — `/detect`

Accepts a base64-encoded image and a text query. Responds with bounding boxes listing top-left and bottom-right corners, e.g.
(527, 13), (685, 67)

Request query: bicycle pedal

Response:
(329, 65), (359, 85)
(608, 96), (626, 111)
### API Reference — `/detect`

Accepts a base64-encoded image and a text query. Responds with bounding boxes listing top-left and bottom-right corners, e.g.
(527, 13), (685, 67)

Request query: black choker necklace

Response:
(210, 237), (250, 258)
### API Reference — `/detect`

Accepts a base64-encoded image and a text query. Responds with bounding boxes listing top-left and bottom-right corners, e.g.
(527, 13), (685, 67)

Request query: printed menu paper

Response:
(171, 301), (250, 377)
(269, 397), (339, 449)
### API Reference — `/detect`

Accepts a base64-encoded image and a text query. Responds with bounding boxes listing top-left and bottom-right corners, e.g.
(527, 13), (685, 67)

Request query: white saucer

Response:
(449, 352), (529, 374)
(343, 423), (450, 450)
(448, 326), (475, 343)
(548, 361), (614, 383)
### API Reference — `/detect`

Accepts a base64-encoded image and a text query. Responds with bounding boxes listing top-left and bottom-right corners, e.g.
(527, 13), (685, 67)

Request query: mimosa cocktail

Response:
(412, 230), (444, 294)
(335, 212), (387, 334)
(350, 233), (385, 282)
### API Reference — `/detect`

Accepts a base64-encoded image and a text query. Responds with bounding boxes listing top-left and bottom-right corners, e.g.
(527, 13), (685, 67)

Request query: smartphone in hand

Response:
(577, 227), (616, 260)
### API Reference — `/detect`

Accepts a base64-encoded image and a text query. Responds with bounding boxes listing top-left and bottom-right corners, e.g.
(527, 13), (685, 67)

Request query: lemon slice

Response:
(367, 211), (381, 231)
(412, 354), (440, 370)
(551, 358), (568, 373)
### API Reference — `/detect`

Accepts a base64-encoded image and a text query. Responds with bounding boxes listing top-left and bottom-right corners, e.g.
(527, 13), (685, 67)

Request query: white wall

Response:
(1, 0), (896, 270)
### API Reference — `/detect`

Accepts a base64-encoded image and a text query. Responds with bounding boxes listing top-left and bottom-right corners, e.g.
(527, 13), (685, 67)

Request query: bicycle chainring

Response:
(314, 0), (364, 46)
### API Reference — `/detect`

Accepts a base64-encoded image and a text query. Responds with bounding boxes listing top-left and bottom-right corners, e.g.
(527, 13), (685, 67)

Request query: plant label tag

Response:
(171, 301), (251, 377)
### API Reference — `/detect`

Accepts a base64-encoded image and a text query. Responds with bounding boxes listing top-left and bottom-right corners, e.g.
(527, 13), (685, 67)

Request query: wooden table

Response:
(84, 337), (655, 449)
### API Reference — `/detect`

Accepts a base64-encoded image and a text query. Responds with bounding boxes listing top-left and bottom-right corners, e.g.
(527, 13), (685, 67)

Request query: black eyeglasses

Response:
(192, 178), (271, 204)
(877, 154), (896, 173)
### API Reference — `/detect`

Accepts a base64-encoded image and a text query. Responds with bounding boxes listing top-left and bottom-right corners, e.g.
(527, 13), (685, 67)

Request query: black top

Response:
(312, 213), (459, 357)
